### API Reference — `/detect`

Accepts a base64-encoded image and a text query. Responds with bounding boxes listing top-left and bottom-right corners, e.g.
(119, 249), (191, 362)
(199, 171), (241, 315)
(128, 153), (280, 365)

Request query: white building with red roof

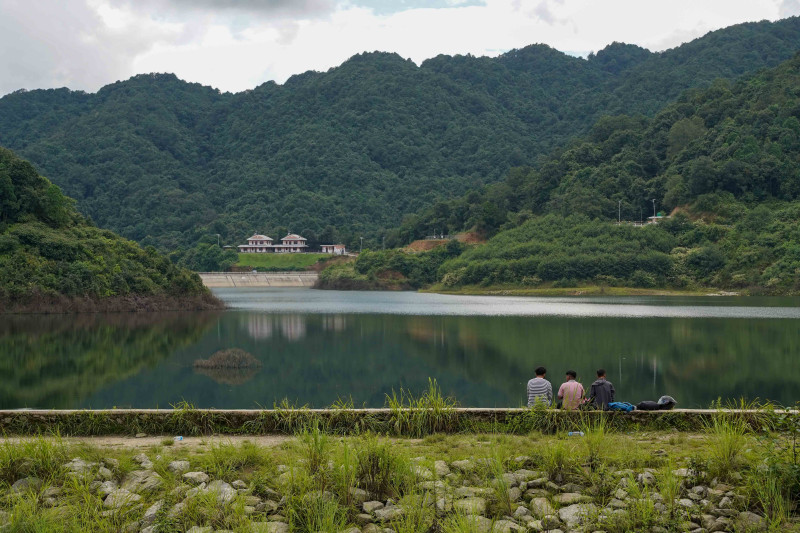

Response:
(273, 234), (308, 253)
(238, 234), (274, 253)
(238, 233), (309, 253)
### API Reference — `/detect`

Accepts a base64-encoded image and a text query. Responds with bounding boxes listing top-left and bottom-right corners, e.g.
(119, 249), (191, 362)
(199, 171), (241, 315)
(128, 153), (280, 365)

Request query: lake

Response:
(2, 288), (799, 409)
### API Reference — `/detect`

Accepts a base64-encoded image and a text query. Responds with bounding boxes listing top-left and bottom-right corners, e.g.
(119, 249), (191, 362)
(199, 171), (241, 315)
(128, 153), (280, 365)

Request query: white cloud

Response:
(0, 0), (792, 96)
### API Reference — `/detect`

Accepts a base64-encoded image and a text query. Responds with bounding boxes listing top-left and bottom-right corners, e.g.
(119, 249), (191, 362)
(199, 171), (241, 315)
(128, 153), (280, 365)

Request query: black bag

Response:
(636, 401), (661, 411)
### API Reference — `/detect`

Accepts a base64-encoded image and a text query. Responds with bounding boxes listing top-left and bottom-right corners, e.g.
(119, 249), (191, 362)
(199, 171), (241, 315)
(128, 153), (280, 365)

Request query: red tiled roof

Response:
(282, 234), (306, 240)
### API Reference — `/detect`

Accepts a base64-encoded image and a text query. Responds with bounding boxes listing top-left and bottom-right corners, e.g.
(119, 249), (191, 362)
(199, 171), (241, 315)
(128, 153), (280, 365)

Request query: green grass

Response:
(235, 253), (329, 270)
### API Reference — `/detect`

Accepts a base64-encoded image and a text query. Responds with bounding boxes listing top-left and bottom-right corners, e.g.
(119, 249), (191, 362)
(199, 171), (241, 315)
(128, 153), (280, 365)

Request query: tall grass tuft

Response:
(354, 433), (412, 499)
(542, 441), (573, 482)
(747, 466), (790, 529)
(705, 415), (748, 480)
(394, 493), (435, 533)
(581, 414), (610, 471)
(0, 436), (67, 485)
(487, 452), (514, 517)
(657, 462), (682, 523)
(199, 441), (270, 480)
(299, 421), (331, 478)
(386, 378), (458, 438)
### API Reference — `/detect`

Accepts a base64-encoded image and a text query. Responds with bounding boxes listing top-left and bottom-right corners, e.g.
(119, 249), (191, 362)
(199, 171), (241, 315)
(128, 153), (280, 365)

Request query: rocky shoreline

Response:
(0, 429), (792, 532)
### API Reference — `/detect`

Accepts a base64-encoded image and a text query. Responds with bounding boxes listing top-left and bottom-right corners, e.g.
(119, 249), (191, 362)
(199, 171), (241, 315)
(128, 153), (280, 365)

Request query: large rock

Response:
(64, 458), (96, 474)
(168, 460), (191, 474)
(451, 459), (475, 473)
(494, 519), (526, 532)
(738, 511), (766, 531)
(103, 488), (141, 509)
(434, 460), (451, 477)
(453, 497), (486, 515)
(207, 480), (237, 504)
(374, 505), (404, 522)
(96, 480), (118, 498)
(363, 501), (384, 513)
(529, 497), (554, 518)
(11, 477), (42, 494)
(461, 515), (494, 533)
(558, 503), (597, 529)
(514, 469), (541, 482)
(249, 523), (289, 533)
(142, 500), (163, 527)
(183, 471), (210, 485)
(552, 492), (591, 505)
(121, 470), (162, 493)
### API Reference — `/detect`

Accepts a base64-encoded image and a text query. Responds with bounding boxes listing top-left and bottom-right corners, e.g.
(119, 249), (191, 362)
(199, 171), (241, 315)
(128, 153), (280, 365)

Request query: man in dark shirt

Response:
(589, 368), (615, 410)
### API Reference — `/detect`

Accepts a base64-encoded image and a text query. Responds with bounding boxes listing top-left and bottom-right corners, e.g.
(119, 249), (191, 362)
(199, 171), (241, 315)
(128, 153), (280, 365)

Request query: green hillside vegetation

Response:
(0, 147), (221, 312)
(334, 55), (800, 294)
(1, 18), (799, 269)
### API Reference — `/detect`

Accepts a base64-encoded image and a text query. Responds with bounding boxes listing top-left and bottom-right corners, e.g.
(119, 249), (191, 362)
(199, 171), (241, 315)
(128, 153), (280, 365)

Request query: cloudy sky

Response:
(1, 0), (799, 96)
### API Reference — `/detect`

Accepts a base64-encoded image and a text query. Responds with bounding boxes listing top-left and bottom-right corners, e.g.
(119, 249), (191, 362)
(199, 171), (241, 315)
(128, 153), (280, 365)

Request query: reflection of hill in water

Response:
(0, 311), (219, 408)
(81, 310), (800, 409)
(194, 367), (260, 386)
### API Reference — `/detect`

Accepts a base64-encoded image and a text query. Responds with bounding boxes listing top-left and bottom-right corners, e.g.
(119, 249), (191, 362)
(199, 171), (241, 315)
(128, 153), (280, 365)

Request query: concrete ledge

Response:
(0, 408), (794, 437)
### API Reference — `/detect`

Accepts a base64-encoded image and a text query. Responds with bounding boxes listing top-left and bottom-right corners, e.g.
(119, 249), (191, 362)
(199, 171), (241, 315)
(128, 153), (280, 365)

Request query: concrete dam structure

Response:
(198, 271), (318, 288)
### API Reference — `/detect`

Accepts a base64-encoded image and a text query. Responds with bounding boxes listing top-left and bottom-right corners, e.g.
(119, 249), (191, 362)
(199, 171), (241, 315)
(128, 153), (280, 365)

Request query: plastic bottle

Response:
(174, 436), (183, 441)
(567, 431), (584, 437)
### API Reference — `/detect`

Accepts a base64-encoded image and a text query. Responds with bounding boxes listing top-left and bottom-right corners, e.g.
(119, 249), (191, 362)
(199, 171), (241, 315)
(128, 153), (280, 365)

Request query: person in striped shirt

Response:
(526, 366), (553, 407)
(557, 370), (585, 410)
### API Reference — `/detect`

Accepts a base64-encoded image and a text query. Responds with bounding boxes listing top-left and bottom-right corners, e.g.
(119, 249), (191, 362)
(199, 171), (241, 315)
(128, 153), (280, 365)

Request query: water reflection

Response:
(244, 314), (310, 341)
(2, 290), (800, 409)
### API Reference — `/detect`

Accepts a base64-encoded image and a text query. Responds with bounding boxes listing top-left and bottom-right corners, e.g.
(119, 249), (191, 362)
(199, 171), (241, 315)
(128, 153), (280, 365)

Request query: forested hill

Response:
(361, 54), (800, 294)
(0, 17), (799, 262)
(0, 147), (220, 313)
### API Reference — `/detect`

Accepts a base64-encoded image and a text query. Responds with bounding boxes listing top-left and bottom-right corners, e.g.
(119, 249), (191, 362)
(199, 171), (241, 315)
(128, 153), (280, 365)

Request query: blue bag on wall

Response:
(607, 401), (635, 412)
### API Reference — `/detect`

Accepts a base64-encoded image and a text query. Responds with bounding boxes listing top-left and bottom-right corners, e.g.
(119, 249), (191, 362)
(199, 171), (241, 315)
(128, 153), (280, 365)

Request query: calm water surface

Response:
(2, 288), (799, 409)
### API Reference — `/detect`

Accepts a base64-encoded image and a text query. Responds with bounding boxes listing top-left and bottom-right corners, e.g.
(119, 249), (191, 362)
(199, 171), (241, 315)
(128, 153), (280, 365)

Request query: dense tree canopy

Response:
(375, 54), (800, 294)
(1, 18), (798, 256)
(0, 147), (213, 310)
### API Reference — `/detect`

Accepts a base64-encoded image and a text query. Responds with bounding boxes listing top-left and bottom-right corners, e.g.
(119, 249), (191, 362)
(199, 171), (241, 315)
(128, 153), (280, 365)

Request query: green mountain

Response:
(0, 17), (799, 264)
(363, 54), (800, 294)
(0, 147), (220, 312)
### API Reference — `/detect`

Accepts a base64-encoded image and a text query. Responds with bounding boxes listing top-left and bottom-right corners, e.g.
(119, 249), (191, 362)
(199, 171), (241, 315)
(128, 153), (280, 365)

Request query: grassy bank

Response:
(425, 284), (726, 297)
(235, 254), (330, 271)
(1, 415), (798, 532)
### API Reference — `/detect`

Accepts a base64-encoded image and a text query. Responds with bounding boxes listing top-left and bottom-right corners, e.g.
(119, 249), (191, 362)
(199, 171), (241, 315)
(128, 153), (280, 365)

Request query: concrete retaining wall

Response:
(0, 408), (793, 436)
(198, 272), (318, 288)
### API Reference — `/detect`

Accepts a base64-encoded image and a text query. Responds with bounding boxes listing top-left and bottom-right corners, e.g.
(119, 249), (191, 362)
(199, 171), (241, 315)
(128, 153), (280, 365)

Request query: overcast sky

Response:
(1, 0), (799, 97)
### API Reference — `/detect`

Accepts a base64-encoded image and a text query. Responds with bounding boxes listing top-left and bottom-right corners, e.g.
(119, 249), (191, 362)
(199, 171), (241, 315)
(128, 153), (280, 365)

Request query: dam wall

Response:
(0, 408), (792, 436)
(198, 271), (318, 288)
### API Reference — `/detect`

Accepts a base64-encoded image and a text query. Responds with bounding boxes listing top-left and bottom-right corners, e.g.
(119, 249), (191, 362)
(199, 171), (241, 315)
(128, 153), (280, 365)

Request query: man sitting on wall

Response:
(589, 368), (615, 410)
(527, 366), (553, 407)
(557, 370), (585, 410)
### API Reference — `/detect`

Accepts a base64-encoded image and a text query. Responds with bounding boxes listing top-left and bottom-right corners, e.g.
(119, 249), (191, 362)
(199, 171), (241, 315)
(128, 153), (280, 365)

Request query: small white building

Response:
(238, 234), (274, 253)
(273, 233), (308, 253)
(321, 244), (347, 255)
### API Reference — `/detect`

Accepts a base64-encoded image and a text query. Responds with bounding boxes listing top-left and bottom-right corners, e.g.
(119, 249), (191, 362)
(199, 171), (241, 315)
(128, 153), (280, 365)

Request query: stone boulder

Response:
(558, 503), (597, 529)
(103, 488), (142, 509)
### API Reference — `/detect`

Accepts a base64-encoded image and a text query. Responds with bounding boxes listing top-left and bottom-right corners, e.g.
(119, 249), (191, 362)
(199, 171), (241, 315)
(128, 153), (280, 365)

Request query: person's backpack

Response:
(607, 401), (635, 412)
(636, 401), (661, 411)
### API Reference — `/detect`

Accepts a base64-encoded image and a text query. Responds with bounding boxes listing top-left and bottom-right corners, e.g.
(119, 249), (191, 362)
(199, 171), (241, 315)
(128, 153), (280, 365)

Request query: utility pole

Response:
(215, 234), (221, 247)
(618, 200), (621, 224)
(652, 199), (656, 219)
(360, 236), (363, 253)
